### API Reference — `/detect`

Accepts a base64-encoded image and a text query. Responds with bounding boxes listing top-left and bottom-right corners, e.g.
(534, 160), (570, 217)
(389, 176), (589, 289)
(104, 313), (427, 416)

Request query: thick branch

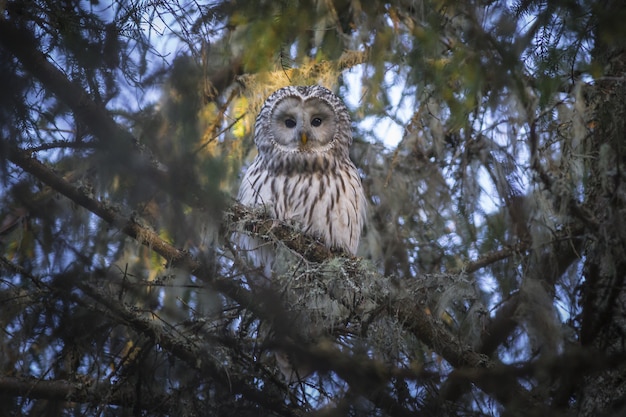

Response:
(4, 144), (193, 269)
(0, 376), (168, 411)
(226, 203), (339, 263)
(4, 142), (549, 414)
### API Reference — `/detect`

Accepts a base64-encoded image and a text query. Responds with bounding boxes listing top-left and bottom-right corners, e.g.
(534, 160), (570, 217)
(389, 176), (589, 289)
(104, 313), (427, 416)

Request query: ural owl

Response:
(237, 85), (367, 276)
(237, 85), (367, 381)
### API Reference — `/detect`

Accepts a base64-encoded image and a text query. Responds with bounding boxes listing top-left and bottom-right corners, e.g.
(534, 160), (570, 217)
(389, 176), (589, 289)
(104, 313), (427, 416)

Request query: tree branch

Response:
(225, 203), (340, 263)
(75, 279), (302, 417)
(0, 18), (216, 211)
(4, 141), (554, 414)
(3, 144), (193, 268)
(0, 376), (169, 412)
(1, 252), (302, 416)
(459, 242), (529, 274)
(0, 19), (136, 151)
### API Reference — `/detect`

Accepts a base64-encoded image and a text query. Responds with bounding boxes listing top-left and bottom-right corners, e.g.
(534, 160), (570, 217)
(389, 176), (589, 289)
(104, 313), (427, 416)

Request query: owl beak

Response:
(300, 131), (308, 146)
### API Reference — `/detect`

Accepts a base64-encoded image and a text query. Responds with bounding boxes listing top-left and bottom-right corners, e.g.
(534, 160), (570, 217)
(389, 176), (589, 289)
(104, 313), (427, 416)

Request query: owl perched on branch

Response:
(236, 85), (367, 381)
(237, 85), (367, 274)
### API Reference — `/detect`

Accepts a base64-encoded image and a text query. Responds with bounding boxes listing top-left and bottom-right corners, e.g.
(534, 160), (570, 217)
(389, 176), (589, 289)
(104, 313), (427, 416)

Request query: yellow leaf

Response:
(231, 96), (250, 138)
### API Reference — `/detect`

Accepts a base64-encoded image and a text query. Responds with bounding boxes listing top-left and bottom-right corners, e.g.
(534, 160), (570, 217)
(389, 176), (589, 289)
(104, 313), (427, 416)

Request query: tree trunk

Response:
(578, 2), (626, 414)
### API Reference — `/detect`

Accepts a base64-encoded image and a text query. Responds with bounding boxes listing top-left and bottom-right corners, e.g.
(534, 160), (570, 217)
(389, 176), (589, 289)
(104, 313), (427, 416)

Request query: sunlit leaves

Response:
(229, 96), (249, 139)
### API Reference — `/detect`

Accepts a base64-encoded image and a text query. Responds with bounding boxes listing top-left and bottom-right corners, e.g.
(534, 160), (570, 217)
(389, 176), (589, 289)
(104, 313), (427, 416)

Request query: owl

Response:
(236, 86), (367, 381)
(237, 85), (367, 273)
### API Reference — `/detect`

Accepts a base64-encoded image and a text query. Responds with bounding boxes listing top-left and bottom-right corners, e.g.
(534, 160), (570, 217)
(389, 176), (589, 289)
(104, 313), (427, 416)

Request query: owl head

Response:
(253, 85), (353, 159)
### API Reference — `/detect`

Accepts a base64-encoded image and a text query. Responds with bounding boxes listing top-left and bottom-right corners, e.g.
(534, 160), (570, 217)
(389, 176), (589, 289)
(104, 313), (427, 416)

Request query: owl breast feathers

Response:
(237, 85), (367, 258)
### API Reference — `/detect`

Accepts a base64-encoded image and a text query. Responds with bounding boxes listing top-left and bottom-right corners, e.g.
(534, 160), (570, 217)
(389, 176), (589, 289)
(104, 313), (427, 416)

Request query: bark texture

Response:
(579, 2), (626, 414)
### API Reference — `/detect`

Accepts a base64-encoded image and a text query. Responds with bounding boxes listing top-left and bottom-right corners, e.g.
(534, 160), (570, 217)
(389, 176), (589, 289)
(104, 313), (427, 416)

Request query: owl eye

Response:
(311, 117), (322, 127)
(284, 118), (296, 128)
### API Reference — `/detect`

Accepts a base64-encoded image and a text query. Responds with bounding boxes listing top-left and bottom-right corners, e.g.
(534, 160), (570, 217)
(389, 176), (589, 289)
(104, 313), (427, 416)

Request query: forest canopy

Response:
(1, 1), (626, 416)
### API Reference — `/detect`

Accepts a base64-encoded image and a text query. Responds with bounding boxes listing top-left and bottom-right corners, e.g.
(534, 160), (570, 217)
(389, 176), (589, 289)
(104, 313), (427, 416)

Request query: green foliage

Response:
(1, 0), (625, 416)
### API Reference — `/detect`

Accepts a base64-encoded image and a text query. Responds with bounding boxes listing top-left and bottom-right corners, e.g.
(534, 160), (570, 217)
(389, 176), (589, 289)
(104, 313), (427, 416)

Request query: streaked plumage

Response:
(238, 85), (366, 264)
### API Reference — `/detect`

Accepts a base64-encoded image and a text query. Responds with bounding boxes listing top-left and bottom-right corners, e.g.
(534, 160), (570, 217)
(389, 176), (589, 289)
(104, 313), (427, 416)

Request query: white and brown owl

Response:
(238, 85), (366, 269)
(237, 85), (367, 381)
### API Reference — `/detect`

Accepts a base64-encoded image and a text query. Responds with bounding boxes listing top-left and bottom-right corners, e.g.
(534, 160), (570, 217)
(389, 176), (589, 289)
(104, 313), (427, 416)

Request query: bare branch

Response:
(459, 242), (529, 274)
(0, 376), (169, 412)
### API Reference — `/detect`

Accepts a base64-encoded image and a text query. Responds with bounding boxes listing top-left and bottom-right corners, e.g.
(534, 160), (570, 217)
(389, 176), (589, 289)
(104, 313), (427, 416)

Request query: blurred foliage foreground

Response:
(2, 1), (626, 416)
